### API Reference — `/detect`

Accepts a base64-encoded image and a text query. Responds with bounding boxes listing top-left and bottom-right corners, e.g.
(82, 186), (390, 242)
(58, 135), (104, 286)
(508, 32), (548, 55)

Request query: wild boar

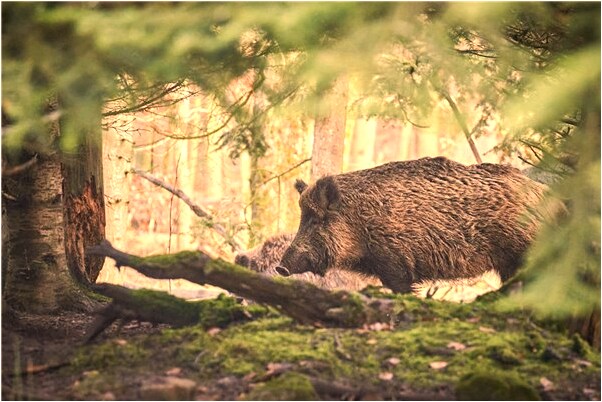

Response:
(277, 157), (548, 293)
(235, 233), (381, 291)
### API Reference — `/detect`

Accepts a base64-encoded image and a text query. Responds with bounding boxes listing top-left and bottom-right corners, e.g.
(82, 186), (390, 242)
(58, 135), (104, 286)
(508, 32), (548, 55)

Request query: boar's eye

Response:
(300, 208), (321, 226)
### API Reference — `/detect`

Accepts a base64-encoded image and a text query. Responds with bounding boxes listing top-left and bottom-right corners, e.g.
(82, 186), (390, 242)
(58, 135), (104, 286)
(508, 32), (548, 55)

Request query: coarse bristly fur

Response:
(279, 156), (555, 293)
(235, 233), (381, 291)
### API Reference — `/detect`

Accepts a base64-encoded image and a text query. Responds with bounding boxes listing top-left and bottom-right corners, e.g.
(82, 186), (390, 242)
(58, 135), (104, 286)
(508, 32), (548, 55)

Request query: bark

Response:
(62, 124), (106, 284)
(311, 77), (348, 180)
(86, 240), (396, 328)
(3, 154), (76, 313)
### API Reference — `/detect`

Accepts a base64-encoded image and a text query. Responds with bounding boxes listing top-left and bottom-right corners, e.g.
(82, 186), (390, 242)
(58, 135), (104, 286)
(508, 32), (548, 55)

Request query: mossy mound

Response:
(67, 291), (601, 400)
(455, 371), (539, 400)
(243, 373), (318, 400)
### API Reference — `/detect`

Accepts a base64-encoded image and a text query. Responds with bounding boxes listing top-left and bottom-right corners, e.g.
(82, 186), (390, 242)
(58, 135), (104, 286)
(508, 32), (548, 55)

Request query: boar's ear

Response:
(315, 176), (341, 214)
(294, 179), (308, 194)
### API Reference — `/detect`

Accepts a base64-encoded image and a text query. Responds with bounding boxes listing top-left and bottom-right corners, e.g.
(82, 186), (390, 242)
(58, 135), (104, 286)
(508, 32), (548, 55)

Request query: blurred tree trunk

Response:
(374, 119), (402, 165)
(98, 122), (133, 284)
(248, 148), (269, 247)
(2, 101), (105, 315)
(348, 118), (376, 171)
(566, 94), (601, 349)
(311, 78), (348, 180)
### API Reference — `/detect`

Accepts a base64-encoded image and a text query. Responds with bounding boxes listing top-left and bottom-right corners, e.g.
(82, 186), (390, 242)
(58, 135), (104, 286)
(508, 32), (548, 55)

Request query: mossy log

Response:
(84, 284), (202, 342)
(86, 240), (396, 328)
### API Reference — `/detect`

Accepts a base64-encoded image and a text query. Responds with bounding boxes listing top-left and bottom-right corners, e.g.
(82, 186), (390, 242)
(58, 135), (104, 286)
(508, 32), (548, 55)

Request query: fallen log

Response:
(86, 240), (396, 328)
(84, 284), (204, 342)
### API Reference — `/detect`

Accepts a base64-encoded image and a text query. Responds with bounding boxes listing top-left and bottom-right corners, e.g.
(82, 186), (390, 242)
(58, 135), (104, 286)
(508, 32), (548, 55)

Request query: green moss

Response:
(196, 294), (250, 328)
(244, 372), (318, 400)
(131, 289), (200, 322)
(486, 341), (523, 366)
(213, 321), (327, 376)
(64, 289), (599, 400)
(455, 371), (540, 400)
(142, 250), (203, 265)
(71, 340), (149, 371)
(572, 333), (593, 358)
(206, 259), (254, 277)
(338, 291), (368, 322)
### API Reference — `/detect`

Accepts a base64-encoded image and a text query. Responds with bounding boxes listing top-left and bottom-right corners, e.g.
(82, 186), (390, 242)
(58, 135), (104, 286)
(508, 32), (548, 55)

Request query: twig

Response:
(425, 285), (439, 299)
(560, 117), (580, 126)
(333, 333), (353, 361)
(438, 90), (482, 164)
(2, 154), (38, 176)
(102, 81), (186, 117)
(261, 158), (312, 186)
(132, 168), (244, 253)
(455, 49), (497, 59)
(7, 360), (70, 377)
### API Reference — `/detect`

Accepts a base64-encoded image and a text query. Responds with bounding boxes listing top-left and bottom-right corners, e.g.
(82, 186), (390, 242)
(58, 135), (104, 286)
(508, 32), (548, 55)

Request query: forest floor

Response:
(2, 289), (600, 401)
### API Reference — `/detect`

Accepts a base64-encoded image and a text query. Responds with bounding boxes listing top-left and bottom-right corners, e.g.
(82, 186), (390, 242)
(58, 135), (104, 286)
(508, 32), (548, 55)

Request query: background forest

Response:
(3, 0), (600, 318)
(1, 3), (600, 400)
(99, 73), (507, 300)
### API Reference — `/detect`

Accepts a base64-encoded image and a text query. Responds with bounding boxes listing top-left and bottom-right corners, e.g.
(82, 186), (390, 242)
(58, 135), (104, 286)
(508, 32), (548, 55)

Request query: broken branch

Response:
(86, 240), (395, 328)
(132, 168), (244, 252)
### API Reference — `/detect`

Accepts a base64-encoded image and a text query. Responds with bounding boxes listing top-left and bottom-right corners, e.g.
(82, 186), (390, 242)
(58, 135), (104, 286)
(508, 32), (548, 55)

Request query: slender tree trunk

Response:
(98, 123), (133, 284)
(248, 150), (269, 247)
(311, 77), (348, 180)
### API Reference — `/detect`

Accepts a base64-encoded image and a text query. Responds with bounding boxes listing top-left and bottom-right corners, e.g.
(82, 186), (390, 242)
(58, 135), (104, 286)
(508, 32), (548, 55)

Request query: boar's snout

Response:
(235, 254), (250, 268)
(275, 266), (291, 276)
(279, 247), (321, 276)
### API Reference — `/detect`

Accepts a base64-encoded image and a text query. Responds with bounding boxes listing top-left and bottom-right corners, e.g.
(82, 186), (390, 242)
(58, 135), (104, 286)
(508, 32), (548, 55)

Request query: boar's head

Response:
(235, 234), (295, 274)
(277, 176), (361, 278)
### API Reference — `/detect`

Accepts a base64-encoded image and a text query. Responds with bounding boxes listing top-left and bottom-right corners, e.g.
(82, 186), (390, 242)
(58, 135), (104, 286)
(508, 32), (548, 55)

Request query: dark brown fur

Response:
(235, 234), (380, 291)
(279, 157), (549, 293)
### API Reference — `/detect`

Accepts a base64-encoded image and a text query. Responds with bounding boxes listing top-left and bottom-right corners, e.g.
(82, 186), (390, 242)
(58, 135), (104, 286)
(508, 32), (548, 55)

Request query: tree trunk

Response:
(248, 151), (269, 247)
(3, 154), (76, 313)
(98, 122), (133, 284)
(311, 78), (348, 180)
(2, 102), (105, 314)
(348, 118), (377, 171)
(374, 119), (402, 165)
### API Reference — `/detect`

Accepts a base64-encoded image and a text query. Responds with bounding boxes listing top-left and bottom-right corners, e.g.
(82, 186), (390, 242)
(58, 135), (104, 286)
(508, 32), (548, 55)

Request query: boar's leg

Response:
(377, 270), (414, 294)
